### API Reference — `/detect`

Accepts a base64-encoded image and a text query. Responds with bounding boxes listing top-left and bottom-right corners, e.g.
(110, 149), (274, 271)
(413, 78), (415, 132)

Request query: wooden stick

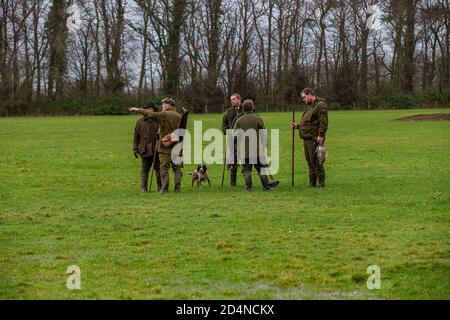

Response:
(292, 94), (296, 187)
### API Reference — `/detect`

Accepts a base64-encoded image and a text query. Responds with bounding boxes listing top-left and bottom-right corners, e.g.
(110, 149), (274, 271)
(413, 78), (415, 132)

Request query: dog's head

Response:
(197, 164), (207, 174)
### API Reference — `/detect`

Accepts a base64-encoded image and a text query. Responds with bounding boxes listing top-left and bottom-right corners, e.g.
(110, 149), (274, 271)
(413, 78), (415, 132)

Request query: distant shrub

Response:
(94, 96), (128, 115)
(51, 97), (85, 115)
(387, 92), (418, 106)
(369, 82), (419, 108)
(94, 104), (128, 115)
(418, 88), (450, 104)
(328, 102), (343, 110)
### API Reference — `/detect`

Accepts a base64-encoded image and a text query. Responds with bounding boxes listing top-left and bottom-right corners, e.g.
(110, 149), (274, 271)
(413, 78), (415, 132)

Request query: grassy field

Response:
(0, 108), (449, 299)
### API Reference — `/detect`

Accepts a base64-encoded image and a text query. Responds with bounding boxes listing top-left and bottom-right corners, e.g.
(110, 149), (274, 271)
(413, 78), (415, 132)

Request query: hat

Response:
(143, 101), (158, 111)
(161, 97), (176, 106)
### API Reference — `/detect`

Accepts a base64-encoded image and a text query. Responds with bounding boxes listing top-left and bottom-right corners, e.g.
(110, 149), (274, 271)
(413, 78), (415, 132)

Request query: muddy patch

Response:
(396, 113), (450, 121)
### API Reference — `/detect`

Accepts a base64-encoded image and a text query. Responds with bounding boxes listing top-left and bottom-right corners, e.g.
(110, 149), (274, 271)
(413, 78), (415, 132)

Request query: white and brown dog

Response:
(190, 164), (211, 187)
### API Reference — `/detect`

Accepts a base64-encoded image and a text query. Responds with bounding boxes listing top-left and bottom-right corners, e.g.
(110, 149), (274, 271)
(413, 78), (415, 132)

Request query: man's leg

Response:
(315, 155), (326, 188)
(159, 153), (171, 193)
(154, 152), (162, 192)
(242, 162), (253, 190)
(229, 164), (238, 187)
(228, 144), (238, 187)
(303, 139), (317, 187)
(141, 157), (151, 192)
(172, 162), (183, 193)
(255, 161), (279, 191)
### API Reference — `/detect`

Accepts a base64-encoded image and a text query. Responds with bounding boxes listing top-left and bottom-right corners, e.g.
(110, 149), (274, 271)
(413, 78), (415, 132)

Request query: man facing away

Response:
(232, 99), (279, 191)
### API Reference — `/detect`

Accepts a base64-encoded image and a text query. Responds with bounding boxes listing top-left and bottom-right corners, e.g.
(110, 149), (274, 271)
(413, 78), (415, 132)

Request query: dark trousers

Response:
(303, 139), (325, 186)
(141, 153), (161, 191)
(227, 141), (239, 186)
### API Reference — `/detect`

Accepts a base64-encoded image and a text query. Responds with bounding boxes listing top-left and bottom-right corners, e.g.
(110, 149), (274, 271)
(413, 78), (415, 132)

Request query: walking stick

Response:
(291, 94), (296, 187)
(221, 149), (226, 188)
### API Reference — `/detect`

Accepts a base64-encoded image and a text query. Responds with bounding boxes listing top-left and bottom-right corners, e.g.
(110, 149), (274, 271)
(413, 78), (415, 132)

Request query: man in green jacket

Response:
(233, 99), (279, 191)
(133, 102), (162, 192)
(129, 98), (183, 193)
(222, 93), (243, 187)
(291, 88), (328, 188)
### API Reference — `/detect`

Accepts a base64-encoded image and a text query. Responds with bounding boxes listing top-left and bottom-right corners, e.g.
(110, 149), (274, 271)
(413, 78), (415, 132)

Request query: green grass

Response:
(0, 108), (449, 299)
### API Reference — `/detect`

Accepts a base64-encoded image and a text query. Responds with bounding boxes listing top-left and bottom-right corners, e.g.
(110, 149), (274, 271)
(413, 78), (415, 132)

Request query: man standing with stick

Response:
(291, 88), (329, 188)
(221, 93), (243, 187)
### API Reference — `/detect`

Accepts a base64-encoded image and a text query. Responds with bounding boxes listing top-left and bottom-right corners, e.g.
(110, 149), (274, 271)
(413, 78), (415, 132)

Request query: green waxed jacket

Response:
(138, 106), (181, 154)
(299, 98), (328, 140)
(222, 105), (243, 135)
(232, 111), (266, 160)
(133, 117), (159, 157)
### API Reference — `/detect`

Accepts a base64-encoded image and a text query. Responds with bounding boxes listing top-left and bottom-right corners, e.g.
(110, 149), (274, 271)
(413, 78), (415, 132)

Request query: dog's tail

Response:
(189, 171), (199, 178)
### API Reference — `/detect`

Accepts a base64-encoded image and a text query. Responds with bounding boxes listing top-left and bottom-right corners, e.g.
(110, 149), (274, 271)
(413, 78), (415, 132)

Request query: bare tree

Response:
(47, 0), (69, 99)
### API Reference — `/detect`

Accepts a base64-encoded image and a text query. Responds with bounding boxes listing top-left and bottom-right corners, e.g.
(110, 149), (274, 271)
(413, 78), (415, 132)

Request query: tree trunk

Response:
(164, 0), (186, 96)
(47, 0), (68, 99)
(138, 11), (149, 100)
(402, 0), (416, 92)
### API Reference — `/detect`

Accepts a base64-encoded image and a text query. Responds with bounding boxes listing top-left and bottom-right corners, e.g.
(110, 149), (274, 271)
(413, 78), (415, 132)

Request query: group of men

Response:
(128, 87), (328, 193)
(223, 94), (280, 191)
(129, 98), (182, 193)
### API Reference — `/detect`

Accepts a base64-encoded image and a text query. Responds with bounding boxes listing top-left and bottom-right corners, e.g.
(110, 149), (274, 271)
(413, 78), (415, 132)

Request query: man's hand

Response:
(133, 149), (139, 158)
(316, 136), (324, 145)
(128, 107), (140, 112)
(291, 123), (298, 129)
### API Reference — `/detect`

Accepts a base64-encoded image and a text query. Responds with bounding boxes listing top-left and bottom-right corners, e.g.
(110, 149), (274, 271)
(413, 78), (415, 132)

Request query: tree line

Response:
(0, 0), (449, 116)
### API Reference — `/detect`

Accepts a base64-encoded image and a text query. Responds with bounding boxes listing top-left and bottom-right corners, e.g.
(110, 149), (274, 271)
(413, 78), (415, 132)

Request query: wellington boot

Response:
(309, 174), (317, 188)
(141, 170), (149, 191)
(243, 171), (252, 191)
(174, 169), (182, 193)
(229, 172), (237, 187)
(259, 174), (279, 191)
(317, 174), (325, 188)
(160, 169), (169, 193)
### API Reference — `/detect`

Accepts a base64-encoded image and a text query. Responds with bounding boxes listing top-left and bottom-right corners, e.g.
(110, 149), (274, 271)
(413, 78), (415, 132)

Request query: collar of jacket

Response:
(305, 97), (324, 110)
(315, 97), (325, 104)
(164, 106), (176, 112)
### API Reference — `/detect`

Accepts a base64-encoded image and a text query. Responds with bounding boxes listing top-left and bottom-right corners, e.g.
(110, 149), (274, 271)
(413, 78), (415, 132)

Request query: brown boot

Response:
(229, 166), (237, 187)
(141, 170), (148, 192)
(259, 174), (279, 191)
(243, 171), (252, 191)
(174, 169), (182, 193)
(156, 172), (162, 193)
(309, 174), (317, 188)
(160, 169), (169, 193)
(267, 174), (280, 189)
(317, 174), (325, 188)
